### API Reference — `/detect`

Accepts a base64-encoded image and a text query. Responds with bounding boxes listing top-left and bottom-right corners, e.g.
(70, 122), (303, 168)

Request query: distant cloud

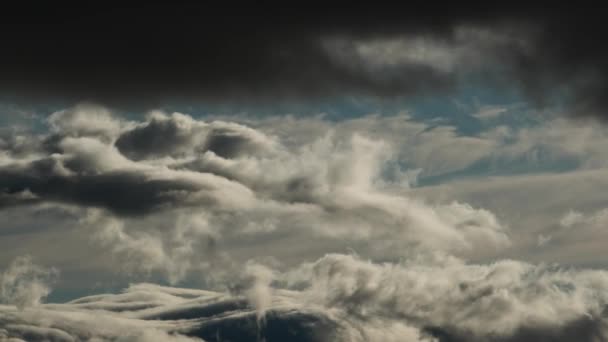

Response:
(472, 105), (508, 121)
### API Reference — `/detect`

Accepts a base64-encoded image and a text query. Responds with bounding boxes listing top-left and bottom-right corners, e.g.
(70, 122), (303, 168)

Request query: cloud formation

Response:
(0, 5), (607, 117)
(8, 105), (608, 283)
(2, 253), (608, 341)
(0, 256), (56, 310)
(0, 106), (511, 279)
(5, 105), (608, 340)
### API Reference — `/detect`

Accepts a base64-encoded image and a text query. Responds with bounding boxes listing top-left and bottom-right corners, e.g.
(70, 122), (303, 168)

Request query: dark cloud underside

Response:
(0, 5), (606, 116)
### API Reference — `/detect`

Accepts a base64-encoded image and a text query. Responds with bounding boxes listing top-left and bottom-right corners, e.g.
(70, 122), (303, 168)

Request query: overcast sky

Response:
(2, 5), (608, 342)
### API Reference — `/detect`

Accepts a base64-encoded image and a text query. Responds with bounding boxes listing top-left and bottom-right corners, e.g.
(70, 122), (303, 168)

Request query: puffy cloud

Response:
(115, 112), (207, 160)
(0, 119), (257, 215)
(202, 121), (277, 159)
(241, 261), (276, 324)
(293, 254), (608, 340)
(47, 104), (123, 140)
(0, 256), (57, 309)
(115, 111), (276, 160)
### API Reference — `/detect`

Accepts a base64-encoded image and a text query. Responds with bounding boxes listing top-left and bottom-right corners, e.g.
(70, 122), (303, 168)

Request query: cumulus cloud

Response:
(47, 103), (124, 142)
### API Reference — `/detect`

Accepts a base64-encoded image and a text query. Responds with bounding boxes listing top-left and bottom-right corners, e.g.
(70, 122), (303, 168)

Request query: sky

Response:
(2, 5), (608, 342)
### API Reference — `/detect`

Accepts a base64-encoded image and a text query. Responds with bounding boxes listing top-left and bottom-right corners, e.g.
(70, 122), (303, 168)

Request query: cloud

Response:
(9, 105), (608, 286)
(115, 112), (207, 160)
(287, 253), (608, 341)
(9, 105), (608, 342)
(472, 105), (508, 121)
(532, 208), (608, 263)
(115, 111), (276, 160)
(411, 166), (608, 267)
(321, 25), (531, 95)
(3, 253), (608, 341)
(47, 104), (124, 142)
(0, 107), (511, 270)
(0, 112), (257, 215)
(0, 256), (57, 310)
(0, 5), (607, 117)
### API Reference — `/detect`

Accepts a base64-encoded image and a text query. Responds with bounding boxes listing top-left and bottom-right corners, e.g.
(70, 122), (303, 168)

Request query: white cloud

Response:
(48, 103), (125, 142)
(2, 253), (608, 341)
(0, 256), (57, 309)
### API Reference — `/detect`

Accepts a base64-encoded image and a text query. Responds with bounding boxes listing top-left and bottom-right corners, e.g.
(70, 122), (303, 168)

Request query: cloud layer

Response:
(4, 105), (608, 340)
(0, 106), (514, 284)
(0, 5), (607, 117)
(2, 254), (608, 341)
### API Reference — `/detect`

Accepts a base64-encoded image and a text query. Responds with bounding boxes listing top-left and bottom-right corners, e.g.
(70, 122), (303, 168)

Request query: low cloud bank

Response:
(2, 254), (608, 341)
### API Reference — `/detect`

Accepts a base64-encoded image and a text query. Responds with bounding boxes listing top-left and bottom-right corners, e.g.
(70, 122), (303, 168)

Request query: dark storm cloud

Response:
(0, 135), (254, 216)
(0, 159), (204, 215)
(114, 112), (275, 160)
(0, 4), (606, 115)
(114, 113), (203, 160)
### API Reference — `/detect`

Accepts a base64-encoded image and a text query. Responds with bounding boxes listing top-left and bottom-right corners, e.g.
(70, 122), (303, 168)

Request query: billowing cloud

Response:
(47, 104), (124, 142)
(9, 105), (608, 284)
(3, 253), (608, 341)
(0, 256), (57, 310)
(4, 105), (608, 340)
(0, 107), (511, 274)
(115, 111), (276, 160)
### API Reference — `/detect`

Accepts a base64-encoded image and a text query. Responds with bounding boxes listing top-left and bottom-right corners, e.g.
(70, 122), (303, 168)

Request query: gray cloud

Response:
(115, 112), (276, 161)
(0, 157), (250, 216)
(115, 112), (206, 160)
